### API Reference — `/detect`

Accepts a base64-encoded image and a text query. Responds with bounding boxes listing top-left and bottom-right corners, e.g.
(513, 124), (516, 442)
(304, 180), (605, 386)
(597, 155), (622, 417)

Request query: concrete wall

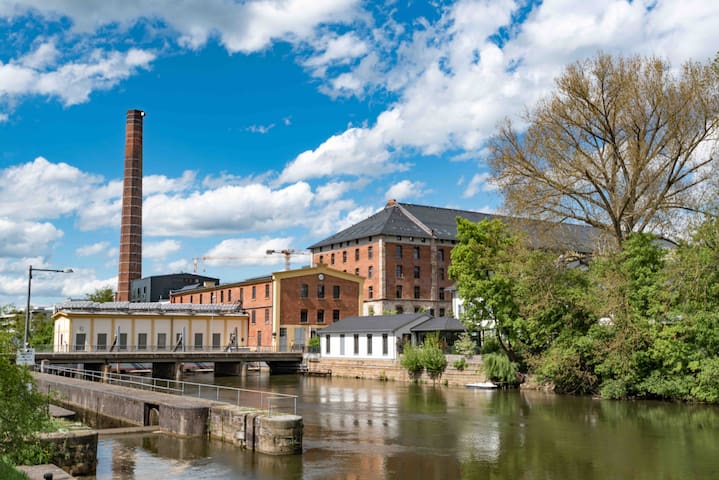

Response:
(32, 372), (303, 455)
(310, 355), (488, 386)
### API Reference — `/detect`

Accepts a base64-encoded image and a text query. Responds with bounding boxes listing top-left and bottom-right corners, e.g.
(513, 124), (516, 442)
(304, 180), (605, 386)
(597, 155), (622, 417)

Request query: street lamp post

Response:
(24, 265), (73, 351)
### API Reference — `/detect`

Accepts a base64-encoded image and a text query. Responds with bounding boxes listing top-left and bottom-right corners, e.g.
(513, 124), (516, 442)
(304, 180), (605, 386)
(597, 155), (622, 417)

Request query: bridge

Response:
(34, 349), (305, 380)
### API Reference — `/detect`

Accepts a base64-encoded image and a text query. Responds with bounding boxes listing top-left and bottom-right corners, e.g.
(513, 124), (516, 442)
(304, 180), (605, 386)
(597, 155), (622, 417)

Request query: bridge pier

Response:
(214, 361), (247, 377)
(152, 362), (184, 381)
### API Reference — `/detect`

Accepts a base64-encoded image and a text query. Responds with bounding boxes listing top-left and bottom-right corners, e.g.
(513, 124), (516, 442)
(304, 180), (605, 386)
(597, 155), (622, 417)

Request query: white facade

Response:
(321, 331), (397, 359)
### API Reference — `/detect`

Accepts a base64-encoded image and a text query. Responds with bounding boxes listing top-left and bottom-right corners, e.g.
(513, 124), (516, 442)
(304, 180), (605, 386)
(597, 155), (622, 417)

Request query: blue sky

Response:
(1, 0), (718, 306)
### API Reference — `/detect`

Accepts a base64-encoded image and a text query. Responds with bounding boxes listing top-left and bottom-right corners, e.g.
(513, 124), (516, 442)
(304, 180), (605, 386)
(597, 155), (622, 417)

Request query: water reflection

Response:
(88, 374), (719, 480)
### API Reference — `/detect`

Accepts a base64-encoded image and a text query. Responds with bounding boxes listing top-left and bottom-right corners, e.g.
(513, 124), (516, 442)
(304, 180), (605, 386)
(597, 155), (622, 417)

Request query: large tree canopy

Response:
(489, 53), (719, 246)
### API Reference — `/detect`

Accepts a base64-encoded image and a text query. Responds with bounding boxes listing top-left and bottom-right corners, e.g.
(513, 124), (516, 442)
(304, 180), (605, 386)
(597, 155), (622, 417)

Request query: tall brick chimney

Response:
(117, 109), (144, 301)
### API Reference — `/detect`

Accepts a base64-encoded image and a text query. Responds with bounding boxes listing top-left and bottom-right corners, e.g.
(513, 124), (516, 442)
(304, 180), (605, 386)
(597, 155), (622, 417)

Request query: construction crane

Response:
(265, 249), (310, 271)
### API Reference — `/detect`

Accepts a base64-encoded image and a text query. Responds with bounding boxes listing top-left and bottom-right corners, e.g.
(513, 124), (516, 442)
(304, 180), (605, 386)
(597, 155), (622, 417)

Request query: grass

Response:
(0, 459), (29, 480)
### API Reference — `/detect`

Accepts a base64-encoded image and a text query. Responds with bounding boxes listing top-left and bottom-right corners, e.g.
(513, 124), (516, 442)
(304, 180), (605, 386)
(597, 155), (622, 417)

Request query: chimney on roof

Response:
(117, 109), (145, 302)
(386, 199), (396, 207)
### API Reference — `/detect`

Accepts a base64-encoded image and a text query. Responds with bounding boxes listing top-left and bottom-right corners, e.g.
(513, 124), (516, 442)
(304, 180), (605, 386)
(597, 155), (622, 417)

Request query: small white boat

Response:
(465, 382), (498, 389)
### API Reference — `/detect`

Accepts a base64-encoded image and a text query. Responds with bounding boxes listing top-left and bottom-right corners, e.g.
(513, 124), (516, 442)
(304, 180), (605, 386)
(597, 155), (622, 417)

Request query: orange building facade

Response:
(169, 265), (363, 351)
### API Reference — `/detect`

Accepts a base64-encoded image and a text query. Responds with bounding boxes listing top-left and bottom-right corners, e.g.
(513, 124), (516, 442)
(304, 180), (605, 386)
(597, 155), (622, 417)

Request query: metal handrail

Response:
(30, 344), (309, 354)
(39, 365), (297, 416)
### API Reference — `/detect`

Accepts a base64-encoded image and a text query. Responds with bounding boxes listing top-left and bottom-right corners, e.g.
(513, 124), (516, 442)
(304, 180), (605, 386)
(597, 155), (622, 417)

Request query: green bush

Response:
(479, 337), (501, 355)
(400, 343), (424, 380)
(600, 379), (628, 399)
(422, 335), (448, 382)
(453, 358), (467, 371)
(0, 460), (28, 480)
(452, 332), (477, 356)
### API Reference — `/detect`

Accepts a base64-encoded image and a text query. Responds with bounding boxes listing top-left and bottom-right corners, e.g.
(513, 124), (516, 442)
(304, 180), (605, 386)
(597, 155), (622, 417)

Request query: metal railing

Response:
(31, 343), (310, 354)
(39, 364), (297, 416)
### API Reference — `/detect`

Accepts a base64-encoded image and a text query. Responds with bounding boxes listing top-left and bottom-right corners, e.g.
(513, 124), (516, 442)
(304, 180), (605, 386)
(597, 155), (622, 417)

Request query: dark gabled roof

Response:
(411, 316), (466, 332)
(308, 201), (599, 253)
(54, 301), (246, 315)
(320, 313), (432, 334)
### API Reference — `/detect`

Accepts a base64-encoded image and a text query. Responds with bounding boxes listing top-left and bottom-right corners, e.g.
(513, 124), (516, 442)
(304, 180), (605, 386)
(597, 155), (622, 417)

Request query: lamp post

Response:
(24, 265), (73, 351)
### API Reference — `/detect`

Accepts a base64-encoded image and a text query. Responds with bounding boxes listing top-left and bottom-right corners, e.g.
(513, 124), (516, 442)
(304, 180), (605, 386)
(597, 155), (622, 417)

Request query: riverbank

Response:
(308, 354), (489, 386)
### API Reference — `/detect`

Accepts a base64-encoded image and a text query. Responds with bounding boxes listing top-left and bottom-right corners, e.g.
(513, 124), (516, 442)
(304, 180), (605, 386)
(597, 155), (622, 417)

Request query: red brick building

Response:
(169, 265), (363, 351)
(308, 200), (597, 317)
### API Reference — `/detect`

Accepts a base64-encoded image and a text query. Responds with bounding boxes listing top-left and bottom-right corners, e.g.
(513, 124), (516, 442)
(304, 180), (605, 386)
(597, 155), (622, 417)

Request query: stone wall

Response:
(310, 354), (488, 386)
(40, 430), (98, 476)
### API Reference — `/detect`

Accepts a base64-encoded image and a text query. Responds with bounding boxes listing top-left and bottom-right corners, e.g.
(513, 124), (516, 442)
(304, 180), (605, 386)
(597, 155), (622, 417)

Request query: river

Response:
(89, 372), (719, 479)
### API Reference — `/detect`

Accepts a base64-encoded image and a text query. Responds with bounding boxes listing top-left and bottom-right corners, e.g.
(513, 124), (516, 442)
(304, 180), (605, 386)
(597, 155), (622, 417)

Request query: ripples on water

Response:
(87, 372), (719, 479)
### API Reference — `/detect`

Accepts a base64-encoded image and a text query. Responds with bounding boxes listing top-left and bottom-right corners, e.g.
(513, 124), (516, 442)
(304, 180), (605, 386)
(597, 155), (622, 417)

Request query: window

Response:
(317, 310), (325, 324)
(319, 255), (324, 264)
(333, 285), (340, 299)
(414, 286), (421, 299)
(367, 334), (373, 355)
(439, 267), (445, 280)
(265, 284), (270, 298)
(342, 251), (347, 263)
(382, 334), (388, 355)
(368, 246), (373, 259)
(368, 286), (374, 299)
(200, 293), (203, 303)
(325, 334), (331, 354)
(157, 333), (166, 350)
(331, 253), (335, 265)
(138, 333), (147, 350)
(368, 266), (373, 279)
(318, 284), (325, 299)
(265, 309), (270, 324)
(251, 286), (256, 299)
(220, 290), (224, 303)
(75, 333), (86, 352)
(212, 333), (221, 350)
(396, 285), (403, 298)
(396, 305), (404, 314)
(355, 268), (360, 276)
(439, 287), (445, 300)
(97, 333), (107, 351)
(413, 246), (420, 260)
(228, 290), (232, 302)
(251, 310), (256, 324)
(396, 265), (403, 278)
(240, 288), (244, 301)
(355, 248), (360, 261)
(190, 295), (193, 303)
(300, 283), (308, 298)
(438, 248), (445, 262)
(194, 333), (203, 350)
(395, 245), (403, 259)
(333, 309), (340, 322)
(439, 308), (446, 316)
(414, 266), (420, 279)
(340, 334), (345, 355)
(300, 310), (308, 323)
(354, 334), (359, 355)
(119, 333), (128, 351)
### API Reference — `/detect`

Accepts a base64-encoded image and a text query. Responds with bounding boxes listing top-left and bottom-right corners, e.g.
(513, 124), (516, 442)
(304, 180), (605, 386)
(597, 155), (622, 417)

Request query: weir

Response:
(32, 371), (303, 455)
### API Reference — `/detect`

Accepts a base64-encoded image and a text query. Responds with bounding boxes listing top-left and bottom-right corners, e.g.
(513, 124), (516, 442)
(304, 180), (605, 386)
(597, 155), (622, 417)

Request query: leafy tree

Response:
(400, 342), (424, 381)
(85, 287), (114, 303)
(452, 332), (477, 356)
(488, 52), (719, 247)
(421, 334), (448, 384)
(0, 336), (53, 465)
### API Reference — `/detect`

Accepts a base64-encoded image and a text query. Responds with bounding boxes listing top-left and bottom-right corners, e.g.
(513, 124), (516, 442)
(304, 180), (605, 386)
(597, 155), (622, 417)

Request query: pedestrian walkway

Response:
(16, 464), (75, 479)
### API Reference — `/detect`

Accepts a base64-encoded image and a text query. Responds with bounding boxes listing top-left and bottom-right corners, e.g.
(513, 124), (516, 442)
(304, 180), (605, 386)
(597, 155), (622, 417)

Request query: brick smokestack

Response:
(117, 109), (144, 301)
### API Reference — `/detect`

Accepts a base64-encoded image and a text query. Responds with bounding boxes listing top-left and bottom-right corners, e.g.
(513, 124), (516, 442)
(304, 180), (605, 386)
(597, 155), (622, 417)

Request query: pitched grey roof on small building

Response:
(411, 316), (466, 332)
(320, 313), (432, 334)
(308, 201), (599, 253)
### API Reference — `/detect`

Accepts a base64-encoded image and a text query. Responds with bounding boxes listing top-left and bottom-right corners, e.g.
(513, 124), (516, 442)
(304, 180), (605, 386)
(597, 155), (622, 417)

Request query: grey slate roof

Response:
(320, 313), (432, 334)
(54, 301), (246, 315)
(308, 202), (599, 253)
(411, 316), (466, 332)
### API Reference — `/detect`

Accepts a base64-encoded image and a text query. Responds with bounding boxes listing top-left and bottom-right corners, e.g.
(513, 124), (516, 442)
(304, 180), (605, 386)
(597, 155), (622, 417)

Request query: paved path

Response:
(16, 464), (75, 479)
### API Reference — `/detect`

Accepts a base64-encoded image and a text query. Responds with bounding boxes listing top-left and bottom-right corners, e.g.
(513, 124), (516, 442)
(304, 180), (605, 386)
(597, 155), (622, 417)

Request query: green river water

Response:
(90, 372), (719, 479)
